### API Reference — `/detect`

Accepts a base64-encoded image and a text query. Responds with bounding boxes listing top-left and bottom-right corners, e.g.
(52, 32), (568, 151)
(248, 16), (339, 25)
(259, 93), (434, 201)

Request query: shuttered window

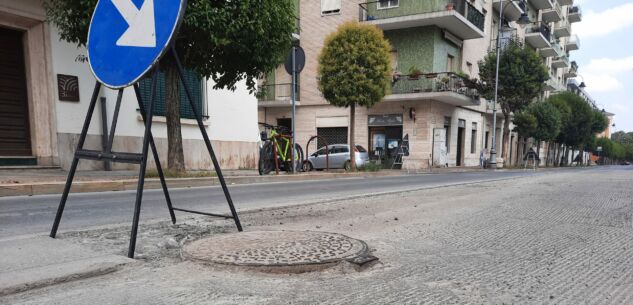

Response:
(138, 70), (204, 119)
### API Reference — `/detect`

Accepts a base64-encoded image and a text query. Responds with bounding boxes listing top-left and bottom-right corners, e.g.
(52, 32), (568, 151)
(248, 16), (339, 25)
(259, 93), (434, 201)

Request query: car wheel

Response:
(344, 160), (351, 171)
(302, 161), (313, 172)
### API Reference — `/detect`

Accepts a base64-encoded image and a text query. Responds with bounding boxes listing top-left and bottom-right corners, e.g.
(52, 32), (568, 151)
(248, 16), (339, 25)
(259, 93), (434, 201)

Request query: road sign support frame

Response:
(50, 49), (242, 258)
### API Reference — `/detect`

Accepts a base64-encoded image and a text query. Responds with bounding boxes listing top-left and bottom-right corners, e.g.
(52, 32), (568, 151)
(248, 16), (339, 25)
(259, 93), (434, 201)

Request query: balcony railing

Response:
(391, 72), (479, 101)
(526, 22), (552, 42)
(568, 6), (582, 23)
(256, 83), (300, 103)
(358, 0), (485, 32)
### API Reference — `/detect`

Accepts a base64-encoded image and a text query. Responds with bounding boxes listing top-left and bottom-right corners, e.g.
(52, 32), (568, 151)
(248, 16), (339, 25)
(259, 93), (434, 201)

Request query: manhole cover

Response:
(182, 231), (372, 269)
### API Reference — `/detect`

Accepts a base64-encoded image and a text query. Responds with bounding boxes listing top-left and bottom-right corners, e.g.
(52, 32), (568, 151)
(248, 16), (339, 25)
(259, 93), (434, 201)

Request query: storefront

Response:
(368, 114), (403, 168)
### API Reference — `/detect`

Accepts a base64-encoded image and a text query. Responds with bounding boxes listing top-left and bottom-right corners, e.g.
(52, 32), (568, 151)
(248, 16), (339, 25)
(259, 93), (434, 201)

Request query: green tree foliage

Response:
(529, 101), (561, 142)
(552, 92), (594, 149)
(45, 0), (296, 171)
(547, 94), (572, 144)
(317, 22), (391, 170)
(590, 110), (609, 135)
(512, 111), (537, 138)
(611, 131), (633, 145)
(478, 40), (549, 160)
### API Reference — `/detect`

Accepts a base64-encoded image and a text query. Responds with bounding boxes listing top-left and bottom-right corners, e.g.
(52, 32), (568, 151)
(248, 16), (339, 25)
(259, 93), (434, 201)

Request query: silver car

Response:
(304, 144), (369, 171)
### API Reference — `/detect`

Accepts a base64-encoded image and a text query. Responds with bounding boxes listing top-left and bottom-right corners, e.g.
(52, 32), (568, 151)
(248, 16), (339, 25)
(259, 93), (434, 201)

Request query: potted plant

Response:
(408, 66), (422, 80)
(446, 3), (454, 11)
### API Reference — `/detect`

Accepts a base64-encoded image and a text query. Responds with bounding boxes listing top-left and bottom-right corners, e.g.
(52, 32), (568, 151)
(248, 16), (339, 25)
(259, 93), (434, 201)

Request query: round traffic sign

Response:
(284, 46), (306, 75)
(87, 0), (186, 88)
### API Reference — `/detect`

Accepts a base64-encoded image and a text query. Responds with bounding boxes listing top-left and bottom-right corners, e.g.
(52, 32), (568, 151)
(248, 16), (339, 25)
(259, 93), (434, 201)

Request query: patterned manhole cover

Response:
(182, 231), (371, 268)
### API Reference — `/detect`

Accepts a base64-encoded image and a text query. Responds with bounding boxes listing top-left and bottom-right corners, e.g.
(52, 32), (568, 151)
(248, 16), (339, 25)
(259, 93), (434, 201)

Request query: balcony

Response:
(552, 55), (570, 69)
(540, 40), (564, 58)
(542, 3), (562, 23)
(565, 34), (579, 51)
(543, 78), (557, 91)
(257, 83), (300, 107)
(492, 0), (526, 22)
(557, 0), (573, 6)
(564, 61), (578, 78)
(553, 20), (571, 37)
(568, 6), (582, 23)
(530, 0), (554, 10)
(358, 0), (485, 40)
(525, 23), (552, 48)
(386, 72), (480, 106)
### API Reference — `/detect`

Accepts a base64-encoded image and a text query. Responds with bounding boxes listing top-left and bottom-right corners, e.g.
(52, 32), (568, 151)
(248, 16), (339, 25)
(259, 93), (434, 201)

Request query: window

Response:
(444, 116), (451, 153)
(138, 70), (204, 119)
(485, 131), (489, 149)
(447, 55), (455, 72)
(378, 0), (399, 9)
(467, 62), (473, 75)
(321, 0), (341, 15)
(471, 123), (477, 154)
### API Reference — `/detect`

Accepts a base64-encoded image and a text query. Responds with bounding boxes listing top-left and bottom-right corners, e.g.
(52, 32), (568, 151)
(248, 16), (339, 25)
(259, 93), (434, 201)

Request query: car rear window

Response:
(355, 145), (367, 152)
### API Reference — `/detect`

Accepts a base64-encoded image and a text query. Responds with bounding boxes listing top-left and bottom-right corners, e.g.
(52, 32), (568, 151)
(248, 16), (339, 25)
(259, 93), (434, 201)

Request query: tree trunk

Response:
(501, 114), (511, 162)
(165, 64), (186, 173)
(349, 103), (356, 171)
(536, 140), (541, 167)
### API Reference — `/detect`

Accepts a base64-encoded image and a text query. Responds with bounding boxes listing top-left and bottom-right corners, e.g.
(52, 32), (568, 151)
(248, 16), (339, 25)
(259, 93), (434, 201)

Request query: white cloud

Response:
(584, 55), (633, 75)
(578, 73), (622, 92)
(579, 55), (633, 92)
(573, 3), (633, 38)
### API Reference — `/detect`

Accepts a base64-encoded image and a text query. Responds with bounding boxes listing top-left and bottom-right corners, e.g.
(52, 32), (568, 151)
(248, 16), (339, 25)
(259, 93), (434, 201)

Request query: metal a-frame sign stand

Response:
(49, 0), (241, 258)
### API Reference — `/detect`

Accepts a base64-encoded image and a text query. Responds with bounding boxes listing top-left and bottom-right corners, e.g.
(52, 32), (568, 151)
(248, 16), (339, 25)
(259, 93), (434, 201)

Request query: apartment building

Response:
(258, 0), (581, 168)
(0, 0), (259, 170)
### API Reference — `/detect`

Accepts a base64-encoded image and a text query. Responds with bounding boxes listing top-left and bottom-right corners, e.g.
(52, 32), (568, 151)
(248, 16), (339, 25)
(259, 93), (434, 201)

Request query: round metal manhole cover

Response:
(182, 231), (369, 267)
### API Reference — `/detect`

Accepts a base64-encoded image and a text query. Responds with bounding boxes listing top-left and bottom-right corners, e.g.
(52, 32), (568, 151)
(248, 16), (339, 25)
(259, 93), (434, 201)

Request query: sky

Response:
(571, 0), (633, 132)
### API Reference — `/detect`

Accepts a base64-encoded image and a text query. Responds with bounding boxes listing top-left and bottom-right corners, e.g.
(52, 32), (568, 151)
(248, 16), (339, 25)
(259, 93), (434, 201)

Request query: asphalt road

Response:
(0, 170), (544, 238)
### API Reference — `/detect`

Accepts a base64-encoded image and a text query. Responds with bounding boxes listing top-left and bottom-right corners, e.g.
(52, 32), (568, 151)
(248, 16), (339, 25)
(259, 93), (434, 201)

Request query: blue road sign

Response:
(87, 0), (185, 88)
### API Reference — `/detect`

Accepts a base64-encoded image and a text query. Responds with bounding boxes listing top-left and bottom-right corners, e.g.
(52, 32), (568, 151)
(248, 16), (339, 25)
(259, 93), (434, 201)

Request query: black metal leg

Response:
(128, 68), (159, 258)
(170, 46), (242, 231)
(51, 82), (102, 238)
(133, 84), (176, 224)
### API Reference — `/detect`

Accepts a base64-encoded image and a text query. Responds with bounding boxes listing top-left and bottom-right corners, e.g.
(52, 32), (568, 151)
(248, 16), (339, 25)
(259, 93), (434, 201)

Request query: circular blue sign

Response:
(87, 0), (185, 88)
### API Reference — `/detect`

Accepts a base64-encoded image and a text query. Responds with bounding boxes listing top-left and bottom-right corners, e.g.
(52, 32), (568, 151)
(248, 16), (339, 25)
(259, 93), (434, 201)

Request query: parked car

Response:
(304, 144), (369, 171)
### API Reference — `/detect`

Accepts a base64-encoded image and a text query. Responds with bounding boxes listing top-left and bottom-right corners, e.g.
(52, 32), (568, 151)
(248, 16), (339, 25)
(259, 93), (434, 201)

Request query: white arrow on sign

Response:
(111, 0), (156, 47)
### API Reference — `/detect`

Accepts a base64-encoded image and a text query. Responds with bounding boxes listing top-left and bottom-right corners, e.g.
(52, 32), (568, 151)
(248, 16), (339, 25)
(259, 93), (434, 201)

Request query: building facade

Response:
(259, 0), (581, 169)
(0, 0), (259, 170)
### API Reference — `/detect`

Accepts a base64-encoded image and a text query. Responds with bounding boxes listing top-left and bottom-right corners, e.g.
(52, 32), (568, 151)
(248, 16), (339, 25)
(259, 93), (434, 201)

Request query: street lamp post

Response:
(490, 1), (530, 169)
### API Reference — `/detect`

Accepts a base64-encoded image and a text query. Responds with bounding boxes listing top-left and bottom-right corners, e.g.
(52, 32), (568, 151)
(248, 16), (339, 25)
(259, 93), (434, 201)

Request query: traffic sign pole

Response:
(291, 47), (297, 174)
(50, 0), (242, 258)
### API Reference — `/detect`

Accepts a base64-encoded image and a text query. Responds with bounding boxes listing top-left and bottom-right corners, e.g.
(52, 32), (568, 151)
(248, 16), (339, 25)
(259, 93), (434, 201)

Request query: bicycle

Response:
(258, 123), (304, 175)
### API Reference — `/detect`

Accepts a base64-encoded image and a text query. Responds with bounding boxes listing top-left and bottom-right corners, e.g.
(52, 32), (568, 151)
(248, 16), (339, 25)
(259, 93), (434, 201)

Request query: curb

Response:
(0, 170), (475, 197)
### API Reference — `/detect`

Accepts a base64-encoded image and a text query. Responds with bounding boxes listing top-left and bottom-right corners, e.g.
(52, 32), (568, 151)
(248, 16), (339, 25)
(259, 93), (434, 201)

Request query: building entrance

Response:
(0, 27), (31, 156)
(368, 114), (403, 168)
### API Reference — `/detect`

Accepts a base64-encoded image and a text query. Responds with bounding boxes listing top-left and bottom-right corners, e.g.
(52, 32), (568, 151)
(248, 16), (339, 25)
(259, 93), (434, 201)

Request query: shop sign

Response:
(368, 114), (403, 126)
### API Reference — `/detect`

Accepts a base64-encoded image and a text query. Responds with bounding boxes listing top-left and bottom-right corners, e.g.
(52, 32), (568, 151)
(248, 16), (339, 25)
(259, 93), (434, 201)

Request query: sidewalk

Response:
(0, 167), (487, 197)
(0, 236), (133, 296)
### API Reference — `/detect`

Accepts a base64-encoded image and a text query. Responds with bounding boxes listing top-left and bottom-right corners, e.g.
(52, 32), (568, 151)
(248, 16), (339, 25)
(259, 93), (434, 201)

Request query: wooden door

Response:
(0, 27), (31, 156)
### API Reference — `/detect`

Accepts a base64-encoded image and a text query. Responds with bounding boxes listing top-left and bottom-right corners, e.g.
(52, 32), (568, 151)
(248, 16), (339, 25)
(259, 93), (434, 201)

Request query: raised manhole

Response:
(182, 230), (375, 271)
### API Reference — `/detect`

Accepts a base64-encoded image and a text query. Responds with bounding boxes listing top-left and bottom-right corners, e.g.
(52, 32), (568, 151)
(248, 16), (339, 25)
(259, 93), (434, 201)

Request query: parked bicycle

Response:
(258, 123), (304, 175)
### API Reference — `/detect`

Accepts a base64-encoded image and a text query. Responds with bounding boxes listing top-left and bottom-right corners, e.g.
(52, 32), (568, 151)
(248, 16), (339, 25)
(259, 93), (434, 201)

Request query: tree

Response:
(45, 0), (296, 172)
(612, 131), (633, 145)
(513, 101), (561, 165)
(317, 22), (391, 171)
(478, 40), (549, 162)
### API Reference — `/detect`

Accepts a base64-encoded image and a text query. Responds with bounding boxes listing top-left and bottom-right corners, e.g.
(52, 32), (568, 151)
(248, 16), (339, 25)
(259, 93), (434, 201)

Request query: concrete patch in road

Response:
(0, 236), (133, 296)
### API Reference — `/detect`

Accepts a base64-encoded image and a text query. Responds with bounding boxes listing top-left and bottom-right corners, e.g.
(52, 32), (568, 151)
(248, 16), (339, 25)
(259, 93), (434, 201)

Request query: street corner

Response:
(181, 230), (378, 273)
(0, 236), (133, 296)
